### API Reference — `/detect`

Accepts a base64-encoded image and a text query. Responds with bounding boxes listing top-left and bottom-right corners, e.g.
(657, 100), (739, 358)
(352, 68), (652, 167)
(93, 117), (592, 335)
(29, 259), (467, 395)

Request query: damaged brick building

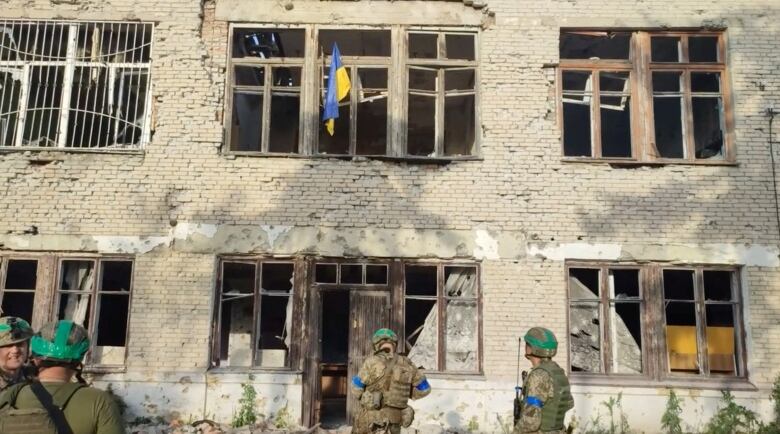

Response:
(1, 0), (779, 432)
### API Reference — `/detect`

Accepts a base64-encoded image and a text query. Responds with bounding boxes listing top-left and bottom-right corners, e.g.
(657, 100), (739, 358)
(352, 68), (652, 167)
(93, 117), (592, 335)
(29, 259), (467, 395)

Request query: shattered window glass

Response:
(58, 260), (96, 329)
(444, 267), (478, 371)
(219, 262), (256, 367)
(607, 269), (642, 374)
(569, 267), (601, 373)
(53, 258), (134, 366)
(0, 20), (153, 149)
(231, 28), (304, 153)
(92, 260), (132, 365)
(405, 263), (480, 372)
(560, 32), (631, 60)
(406, 31), (477, 158)
(217, 260), (294, 368)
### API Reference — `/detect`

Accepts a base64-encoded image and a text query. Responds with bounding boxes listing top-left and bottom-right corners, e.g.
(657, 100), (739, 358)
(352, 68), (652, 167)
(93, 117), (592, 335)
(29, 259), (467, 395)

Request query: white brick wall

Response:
(1, 0), (779, 431)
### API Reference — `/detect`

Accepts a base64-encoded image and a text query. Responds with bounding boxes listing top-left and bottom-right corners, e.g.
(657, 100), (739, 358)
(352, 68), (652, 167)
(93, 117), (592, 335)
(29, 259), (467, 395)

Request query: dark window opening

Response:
(405, 265), (437, 296)
(0, 292), (34, 323)
(232, 29), (304, 59)
(560, 32), (631, 60)
(409, 33), (438, 59)
(315, 264), (338, 284)
(217, 260), (293, 368)
(651, 37), (681, 62)
(321, 291), (350, 363)
(5, 259), (37, 289)
(688, 37), (719, 62)
(319, 30), (391, 57)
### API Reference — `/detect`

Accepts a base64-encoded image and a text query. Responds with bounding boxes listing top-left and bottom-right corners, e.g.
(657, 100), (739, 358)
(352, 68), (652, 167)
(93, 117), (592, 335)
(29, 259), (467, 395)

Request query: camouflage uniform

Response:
(351, 329), (431, 434)
(513, 328), (573, 434)
(0, 317), (33, 391)
(513, 361), (572, 434)
(0, 369), (25, 391)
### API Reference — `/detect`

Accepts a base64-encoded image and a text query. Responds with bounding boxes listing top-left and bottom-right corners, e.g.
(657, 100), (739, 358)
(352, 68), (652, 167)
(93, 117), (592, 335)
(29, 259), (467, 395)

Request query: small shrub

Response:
(758, 376), (780, 434)
(272, 404), (293, 429)
(231, 383), (258, 428)
(661, 389), (684, 434)
(580, 393), (632, 434)
(703, 390), (763, 434)
(467, 416), (480, 432)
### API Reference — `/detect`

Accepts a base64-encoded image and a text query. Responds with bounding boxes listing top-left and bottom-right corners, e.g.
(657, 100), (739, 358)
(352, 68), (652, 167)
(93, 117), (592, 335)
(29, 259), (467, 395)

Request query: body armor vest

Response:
(383, 355), (415, 409)
(531, 360), (574, 431)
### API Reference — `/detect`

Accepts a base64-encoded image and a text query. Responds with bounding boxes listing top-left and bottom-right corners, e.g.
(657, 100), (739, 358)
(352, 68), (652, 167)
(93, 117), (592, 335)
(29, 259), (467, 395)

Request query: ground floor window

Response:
(211, 257), (482, 375)
(567, 263), (745, 382)
(0, 254), (134, 367)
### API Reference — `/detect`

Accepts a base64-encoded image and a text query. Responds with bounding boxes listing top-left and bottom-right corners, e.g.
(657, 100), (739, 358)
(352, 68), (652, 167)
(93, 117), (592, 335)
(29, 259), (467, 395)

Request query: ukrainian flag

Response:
(322, 43), (351, 136)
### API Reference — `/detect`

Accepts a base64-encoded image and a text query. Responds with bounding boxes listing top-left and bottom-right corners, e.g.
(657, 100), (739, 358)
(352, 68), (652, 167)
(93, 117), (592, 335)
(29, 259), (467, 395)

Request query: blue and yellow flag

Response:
(322, 43), (351, 136)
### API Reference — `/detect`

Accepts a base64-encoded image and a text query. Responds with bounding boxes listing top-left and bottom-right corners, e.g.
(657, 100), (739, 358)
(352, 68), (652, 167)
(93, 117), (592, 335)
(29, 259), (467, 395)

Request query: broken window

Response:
(0, 20), (153, 149)
(568, 267), (642, 375)
(0, 258), (38, 322)
(224, 26), (479, 160)
(317, 30), (390, 155)
(229, 28), (304, 153)
(214, 259), (295, 368)
(560, 65), (632, 158)
(407, 32), (477, 157)
(405, 263), (480, 372)
(568, 262), (745, 382)
(54, 257), (133, 366)
(559, 30), (732, 163)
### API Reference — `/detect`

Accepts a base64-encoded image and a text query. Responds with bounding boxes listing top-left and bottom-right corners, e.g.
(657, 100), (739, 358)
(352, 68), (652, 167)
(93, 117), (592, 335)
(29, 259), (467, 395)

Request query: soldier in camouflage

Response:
(514, 327), (574, 434)
(0, 317), (34, 391)
(351, 328), (431, 434)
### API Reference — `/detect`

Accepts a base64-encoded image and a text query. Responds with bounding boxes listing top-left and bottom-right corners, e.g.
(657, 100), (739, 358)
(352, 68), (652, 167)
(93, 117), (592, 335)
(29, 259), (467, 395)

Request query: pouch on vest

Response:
(384, 363), (414, 409)
(0, 382), (84, 434)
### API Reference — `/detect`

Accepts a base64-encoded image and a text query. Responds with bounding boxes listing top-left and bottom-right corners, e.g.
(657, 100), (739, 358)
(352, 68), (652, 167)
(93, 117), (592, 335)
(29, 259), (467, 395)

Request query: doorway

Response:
(315, 289), (390, 428)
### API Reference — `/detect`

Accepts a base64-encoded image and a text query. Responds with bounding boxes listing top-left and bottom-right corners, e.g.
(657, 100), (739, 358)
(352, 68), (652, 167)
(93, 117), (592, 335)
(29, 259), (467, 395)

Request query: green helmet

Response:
(30, 320), (90, 363)
(372, 328), (398, 351)
(524, 327), (558, 358)
(0, 317), (33, 347)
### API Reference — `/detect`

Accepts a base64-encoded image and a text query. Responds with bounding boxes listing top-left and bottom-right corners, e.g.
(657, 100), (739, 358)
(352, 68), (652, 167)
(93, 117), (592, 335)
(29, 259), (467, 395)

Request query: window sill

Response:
(207, 367), (303, 375)
(560, 157), (739, 167)
(0, 147), (144, 156)
(223, 151), (483, 164)
(571, 374), (757, 391)
(423, 371), (485, 381)
(84, 365), (127, 374)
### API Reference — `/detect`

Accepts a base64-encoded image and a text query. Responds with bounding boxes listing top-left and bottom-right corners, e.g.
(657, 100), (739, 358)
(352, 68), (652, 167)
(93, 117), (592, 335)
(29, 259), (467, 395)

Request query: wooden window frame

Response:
(0, 253), (134, 370)
(401, 260), (483, 374)
(211, 256), (306, 371)
(53, 256), (134, 368)
(566, 262), (750, 389)
(223, 24), (481, 161)
(226, 25), (307, 155)
(405, 30), (480, 158)
(567, 264), (648, 377)
(559, 30), (735, 165)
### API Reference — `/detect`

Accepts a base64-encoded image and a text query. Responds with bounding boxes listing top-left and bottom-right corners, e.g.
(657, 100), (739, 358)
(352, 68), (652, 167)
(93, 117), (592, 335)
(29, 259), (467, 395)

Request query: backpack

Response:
(0, 381), (85, 434)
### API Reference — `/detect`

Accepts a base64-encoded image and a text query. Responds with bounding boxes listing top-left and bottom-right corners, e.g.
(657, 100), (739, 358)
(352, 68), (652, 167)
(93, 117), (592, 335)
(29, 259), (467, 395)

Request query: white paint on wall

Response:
(261, 225), (292, 249)
(474, 229), (500, 260)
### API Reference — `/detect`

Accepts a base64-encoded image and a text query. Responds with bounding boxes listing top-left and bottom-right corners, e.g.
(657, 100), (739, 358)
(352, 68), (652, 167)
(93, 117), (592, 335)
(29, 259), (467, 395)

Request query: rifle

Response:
(513, 338), (528, 427)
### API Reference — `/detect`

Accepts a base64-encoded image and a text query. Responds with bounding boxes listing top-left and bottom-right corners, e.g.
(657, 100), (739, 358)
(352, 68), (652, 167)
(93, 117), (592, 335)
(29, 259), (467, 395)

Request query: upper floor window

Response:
(567, 263), (746, 384)
(0, 20), (153, 150)
(226, 26), (479, 160)
(559, 31), (732, 164)
(0, 255), (134, 367)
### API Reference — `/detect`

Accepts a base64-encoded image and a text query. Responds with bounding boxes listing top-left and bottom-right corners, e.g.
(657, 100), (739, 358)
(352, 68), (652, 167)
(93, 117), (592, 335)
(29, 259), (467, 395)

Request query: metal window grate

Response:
(0, 20), (153, 149)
